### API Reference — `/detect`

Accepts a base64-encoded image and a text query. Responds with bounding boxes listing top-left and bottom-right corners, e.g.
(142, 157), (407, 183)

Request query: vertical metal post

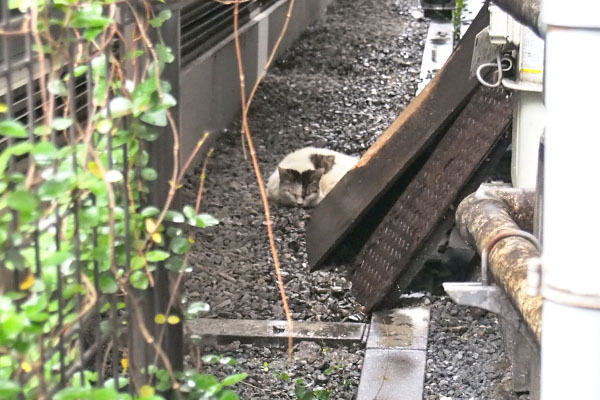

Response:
(540, 0), (600, 399)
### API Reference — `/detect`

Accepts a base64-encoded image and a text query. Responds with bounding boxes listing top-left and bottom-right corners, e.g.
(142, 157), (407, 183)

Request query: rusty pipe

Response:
(456, 183), (542, 340)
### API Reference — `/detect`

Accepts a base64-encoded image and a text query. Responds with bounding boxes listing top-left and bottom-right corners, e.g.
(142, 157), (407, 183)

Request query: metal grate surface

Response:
(350, 85), (513, 311)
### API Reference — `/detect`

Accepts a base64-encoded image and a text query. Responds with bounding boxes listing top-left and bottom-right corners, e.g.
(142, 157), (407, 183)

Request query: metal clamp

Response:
(481, 229), (541, 285)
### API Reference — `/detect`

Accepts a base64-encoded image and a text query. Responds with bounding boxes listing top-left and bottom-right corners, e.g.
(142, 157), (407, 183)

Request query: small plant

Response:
(452, 0), (465, 44)
(294, 378), (330, 400)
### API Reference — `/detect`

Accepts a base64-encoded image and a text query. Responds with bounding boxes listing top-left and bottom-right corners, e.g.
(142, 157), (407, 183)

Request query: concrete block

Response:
(367, 307), (430, 350)
(356, 349), (426, 400)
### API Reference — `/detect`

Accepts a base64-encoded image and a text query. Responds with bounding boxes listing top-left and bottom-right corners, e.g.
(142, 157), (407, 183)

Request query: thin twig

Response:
(232, 3), (294, 360)
(195, 148), (214, 214)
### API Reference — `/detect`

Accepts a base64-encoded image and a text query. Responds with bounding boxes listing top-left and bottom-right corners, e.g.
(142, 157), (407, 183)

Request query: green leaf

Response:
(0, 120), (28, 138)
(44, 249), (71, 266)
(156, 44), (175, 64)
(164, 210), (184, 223)
(141, 108), (167, 127)
(192, 214), (219, 228)
(83, 27), (104, 40)
(161, 93), (177, 108)
(130, 271), (149, 290)
(107, 97), (132, 118)
(166, 227), (183, 237)
(164, 255), (184, 272)
(141, 168), (157, 181)
(183, 205), (196, 219)
(201, 355), (220, 364)
(39, 179), (72, 200)
(2, 314), (28, 339)
(219, 390), (239, 400)
(34, 124), (51, 136)
(186, 301), (210, 317)
(104, 170), (123, 183)
(146, 250), (169, 262)
(150, 9), (172, 28)
(81, 206), (100, 228)
(99, 274), (118, 294)
(169, 237), (190, 255)
(141, 206), (160, 218)
(137, 127), (159, 142)
(193, 374), (219, 390)
(73, 65), (89, 78)
(32, 140), (58, 157)
(69, 12), (113, 29)
(6, 190), (38, 213)
(221, 373), (247, 387)
(219, 357), (237, 366)
(0, 380), (22, 399)
(52, 117), (73, 131)
(131, 256), (145, 271)
(0, 142), (33, 174)
(97, 119), (113, 134)
(48, 79), (68, 96)
(103, 377), (129, 390)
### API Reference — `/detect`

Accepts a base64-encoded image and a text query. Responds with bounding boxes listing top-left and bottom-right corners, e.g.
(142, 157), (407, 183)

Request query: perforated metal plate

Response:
(350, 85), (512, 311)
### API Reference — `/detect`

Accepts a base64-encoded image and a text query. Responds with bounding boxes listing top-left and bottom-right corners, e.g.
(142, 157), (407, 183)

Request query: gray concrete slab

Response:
(357, 307), (430, 400)
(186, 318), (367, 346)
(368, 307), (430, 350)
(356, 349), (426, 400)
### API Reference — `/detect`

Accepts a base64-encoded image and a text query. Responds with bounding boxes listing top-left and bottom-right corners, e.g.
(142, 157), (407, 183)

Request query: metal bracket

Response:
(471, 27), (502, 76)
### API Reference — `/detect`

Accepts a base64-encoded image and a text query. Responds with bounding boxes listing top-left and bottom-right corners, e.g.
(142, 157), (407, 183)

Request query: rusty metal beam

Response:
(455, 184), (542, 340)
(185, 318), (367, 346)
(350, 84), (512, 312)
(306, 5), (491, 270)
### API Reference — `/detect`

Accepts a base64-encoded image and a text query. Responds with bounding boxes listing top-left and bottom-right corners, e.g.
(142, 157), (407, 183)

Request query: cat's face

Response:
(278, 167), (323, 208)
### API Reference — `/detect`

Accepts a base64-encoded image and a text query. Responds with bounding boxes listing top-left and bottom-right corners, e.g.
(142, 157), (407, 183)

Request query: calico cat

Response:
(266, 147), (359, 208)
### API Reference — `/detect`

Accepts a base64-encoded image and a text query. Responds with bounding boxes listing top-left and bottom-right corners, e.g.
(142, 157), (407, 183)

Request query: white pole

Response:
(541, 0), (600, 399)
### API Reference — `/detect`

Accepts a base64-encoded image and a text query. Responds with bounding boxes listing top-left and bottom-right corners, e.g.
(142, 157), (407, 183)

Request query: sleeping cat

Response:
(266, 147), (358, 208)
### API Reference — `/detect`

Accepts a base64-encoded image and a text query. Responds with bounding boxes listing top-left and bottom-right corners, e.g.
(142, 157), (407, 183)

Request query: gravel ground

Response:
(182, 0), (427, 322)
(425, 296), (530, 400)
(182, 0), (531, 399)
(189, 341), (363, 400)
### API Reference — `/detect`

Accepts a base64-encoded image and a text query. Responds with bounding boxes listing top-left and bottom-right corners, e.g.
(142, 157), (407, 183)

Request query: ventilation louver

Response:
(181, 0), (279, 67)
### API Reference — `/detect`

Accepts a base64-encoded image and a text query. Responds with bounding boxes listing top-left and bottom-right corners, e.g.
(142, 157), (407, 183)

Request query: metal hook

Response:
(476, 53), (513, 88)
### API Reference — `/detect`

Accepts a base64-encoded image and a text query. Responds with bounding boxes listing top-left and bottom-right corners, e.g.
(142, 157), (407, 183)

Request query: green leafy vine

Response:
(0, 0), (244, 399)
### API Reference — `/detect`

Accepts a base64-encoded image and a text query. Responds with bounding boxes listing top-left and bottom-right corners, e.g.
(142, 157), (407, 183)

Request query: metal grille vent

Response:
(180, 0), (279, 66)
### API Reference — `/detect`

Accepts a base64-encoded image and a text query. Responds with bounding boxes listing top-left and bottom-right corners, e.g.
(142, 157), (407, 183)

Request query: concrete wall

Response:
(178, 0), (335, 164)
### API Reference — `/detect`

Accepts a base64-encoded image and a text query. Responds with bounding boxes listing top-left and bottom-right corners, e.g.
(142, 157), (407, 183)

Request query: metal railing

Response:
(0, 2), (182, 396)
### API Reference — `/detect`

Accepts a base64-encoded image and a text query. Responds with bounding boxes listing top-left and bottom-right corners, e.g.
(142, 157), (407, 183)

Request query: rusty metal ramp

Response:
(350, 84), (512, 311)
(307, 5), (514, 311)
(307, 6), (490, 271)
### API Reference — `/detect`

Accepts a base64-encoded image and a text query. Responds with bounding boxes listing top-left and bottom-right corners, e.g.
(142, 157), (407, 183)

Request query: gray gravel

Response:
(182, 0), (427, 322)
(425, 296), (530, 400)
(182, 0), (530, 398)
(190, 341), (364, 400)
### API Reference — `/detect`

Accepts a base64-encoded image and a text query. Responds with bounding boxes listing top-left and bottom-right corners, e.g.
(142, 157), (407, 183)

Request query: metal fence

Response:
(0, 2), (181, 396)
(0, 0), (287, 396)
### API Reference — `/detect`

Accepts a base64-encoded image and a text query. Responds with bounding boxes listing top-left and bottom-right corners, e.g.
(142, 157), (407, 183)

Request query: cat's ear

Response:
(278, 167), (300, 182)
(310, 154), (335, 173)
(303, 168), (323, 183)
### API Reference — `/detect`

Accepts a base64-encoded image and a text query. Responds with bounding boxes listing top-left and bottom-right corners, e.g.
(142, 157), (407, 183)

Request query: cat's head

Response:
(278, 167), (323, 208)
